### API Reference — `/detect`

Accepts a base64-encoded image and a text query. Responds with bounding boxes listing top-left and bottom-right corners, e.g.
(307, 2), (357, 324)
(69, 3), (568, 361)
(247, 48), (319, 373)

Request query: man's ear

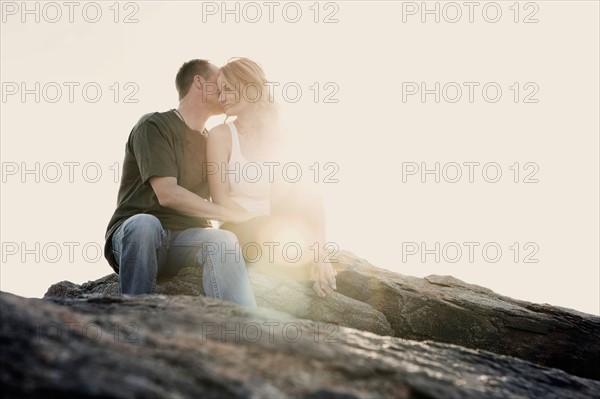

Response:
(194, 74), (205, 89)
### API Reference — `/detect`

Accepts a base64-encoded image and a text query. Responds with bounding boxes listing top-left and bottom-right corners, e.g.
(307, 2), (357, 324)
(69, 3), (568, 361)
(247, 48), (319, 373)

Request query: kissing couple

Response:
(103, 58), (337, 307)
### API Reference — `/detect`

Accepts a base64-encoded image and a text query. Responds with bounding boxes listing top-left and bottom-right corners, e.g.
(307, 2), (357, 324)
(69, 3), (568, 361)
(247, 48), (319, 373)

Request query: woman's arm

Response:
(207, 124), (248, 213)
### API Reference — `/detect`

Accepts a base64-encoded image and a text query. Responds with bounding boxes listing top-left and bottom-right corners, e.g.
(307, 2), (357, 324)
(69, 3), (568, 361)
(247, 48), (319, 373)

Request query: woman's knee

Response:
(208, 229), (239, 245)
(202, 229), (241, 256)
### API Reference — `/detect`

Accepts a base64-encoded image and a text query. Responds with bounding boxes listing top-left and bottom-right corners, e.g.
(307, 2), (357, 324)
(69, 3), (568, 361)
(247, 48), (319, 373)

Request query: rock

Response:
(332, 250), (600, 381)
(3, 291), (600, 399)
(44, 250), (600, 381)
(247, 269), (393, 337)
(46, 265), (393, 338)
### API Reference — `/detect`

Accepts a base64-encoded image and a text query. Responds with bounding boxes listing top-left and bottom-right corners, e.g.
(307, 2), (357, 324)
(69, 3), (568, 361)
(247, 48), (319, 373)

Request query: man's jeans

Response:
(111, 214), (257, 308)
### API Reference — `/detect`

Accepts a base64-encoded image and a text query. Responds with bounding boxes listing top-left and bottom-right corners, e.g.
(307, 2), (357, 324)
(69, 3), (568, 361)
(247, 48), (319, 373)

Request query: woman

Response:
(207, 57), (337, 298)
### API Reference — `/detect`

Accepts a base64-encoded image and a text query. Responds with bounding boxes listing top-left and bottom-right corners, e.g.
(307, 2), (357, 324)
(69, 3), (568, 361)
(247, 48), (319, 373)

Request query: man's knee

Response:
(121, 214), (163, 241)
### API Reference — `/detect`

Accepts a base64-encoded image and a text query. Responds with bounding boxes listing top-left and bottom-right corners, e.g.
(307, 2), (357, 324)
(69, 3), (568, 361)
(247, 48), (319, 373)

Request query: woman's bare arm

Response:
(207, 124), (249, 213)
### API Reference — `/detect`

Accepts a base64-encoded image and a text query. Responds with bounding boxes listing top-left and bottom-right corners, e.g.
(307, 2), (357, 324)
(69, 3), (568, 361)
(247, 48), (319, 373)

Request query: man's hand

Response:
(310, 261), (337, 298)
(148, 176), (264, 224)
(148, 176), (230, 221)
(227, 209), (262, 225)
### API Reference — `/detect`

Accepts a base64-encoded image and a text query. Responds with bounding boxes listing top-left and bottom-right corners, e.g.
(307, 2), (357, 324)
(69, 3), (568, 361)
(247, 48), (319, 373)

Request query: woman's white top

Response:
(227, 122), (271, 216)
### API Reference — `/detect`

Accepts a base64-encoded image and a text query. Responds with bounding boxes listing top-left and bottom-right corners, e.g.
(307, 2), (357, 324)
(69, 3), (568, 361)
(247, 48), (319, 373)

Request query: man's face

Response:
(201, 66), (224, 114)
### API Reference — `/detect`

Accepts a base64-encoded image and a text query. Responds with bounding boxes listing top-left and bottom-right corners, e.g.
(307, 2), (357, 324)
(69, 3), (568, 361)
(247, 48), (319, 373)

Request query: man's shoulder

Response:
(126, 111), (180, 149)
(132, 111), (175, 131)
(133, 112), (159, 128)
(128, 111), (185, 146)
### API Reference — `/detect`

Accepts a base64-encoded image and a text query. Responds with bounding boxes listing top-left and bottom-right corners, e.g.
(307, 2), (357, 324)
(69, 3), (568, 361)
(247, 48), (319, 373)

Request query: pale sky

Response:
(1, 1), (599, 315)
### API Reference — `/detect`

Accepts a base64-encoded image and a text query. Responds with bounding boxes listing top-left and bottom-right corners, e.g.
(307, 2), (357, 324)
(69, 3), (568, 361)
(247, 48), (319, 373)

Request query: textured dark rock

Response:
(46, 264), (393, 338)
(44, 250), (600, 381)
(3, 291), (600, 399)
(332, 251), (600, 381)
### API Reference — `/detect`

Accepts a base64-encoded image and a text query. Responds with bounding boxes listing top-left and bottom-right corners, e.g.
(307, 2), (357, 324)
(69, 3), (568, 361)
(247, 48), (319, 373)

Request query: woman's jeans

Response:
(111, 214), (257, 308)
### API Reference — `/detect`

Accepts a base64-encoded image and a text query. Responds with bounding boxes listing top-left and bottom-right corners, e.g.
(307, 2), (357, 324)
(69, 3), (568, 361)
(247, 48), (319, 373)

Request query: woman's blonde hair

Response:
(220, 57), (279, 140)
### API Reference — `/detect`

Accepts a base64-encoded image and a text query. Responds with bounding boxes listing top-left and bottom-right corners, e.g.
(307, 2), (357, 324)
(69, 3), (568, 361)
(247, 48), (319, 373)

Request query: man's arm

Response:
(130, 119), (255, 224)
(149, 176), (254, 223)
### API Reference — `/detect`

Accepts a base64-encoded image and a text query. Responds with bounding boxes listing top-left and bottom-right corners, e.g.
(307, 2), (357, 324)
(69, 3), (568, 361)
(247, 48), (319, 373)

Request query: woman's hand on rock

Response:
(310, 262), (337, 298)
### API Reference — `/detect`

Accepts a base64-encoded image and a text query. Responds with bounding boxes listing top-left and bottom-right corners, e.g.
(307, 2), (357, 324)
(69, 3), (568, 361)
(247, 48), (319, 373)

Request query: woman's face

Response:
(218, 74), (252, 117)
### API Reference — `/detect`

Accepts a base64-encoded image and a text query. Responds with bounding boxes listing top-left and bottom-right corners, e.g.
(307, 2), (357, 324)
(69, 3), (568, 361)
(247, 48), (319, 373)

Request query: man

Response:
(104, 59), (258, 307)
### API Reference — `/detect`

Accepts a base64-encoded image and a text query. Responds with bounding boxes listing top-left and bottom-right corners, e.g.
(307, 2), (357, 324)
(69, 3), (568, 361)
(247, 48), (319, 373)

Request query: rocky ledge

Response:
(1, 250), (599, 398)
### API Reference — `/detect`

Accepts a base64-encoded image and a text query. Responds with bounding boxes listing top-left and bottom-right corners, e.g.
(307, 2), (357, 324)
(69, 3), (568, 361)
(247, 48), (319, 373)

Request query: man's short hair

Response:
(175, 59), (214, 100)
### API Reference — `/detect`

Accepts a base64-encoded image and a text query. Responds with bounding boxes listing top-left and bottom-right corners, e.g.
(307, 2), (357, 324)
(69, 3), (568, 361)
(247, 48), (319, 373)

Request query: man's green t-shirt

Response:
(104, 110), (212, 271)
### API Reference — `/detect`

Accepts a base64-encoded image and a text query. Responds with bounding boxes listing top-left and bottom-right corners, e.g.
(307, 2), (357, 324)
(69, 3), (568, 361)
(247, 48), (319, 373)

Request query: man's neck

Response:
(176, 99), (211, 133)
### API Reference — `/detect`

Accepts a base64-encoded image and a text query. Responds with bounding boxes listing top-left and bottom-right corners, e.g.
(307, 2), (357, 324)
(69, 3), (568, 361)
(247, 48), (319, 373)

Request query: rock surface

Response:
(45, 250), (600, 381)
(332, 251), (600, 381)
(45, 262), (393, 338)
(3, 291), (600, 399)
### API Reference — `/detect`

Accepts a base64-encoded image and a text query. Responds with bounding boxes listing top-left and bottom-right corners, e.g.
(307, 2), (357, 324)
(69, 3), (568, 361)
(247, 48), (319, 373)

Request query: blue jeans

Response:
(111, 214), (257, 308)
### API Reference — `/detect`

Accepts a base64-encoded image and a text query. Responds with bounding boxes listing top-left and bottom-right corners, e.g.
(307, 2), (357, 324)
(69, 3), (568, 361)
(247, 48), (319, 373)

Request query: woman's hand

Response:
(310, 261), (338, 298)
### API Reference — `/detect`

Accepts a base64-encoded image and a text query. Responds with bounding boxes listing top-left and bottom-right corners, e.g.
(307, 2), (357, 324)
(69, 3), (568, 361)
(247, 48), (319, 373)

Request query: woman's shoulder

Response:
(208, 123), (232, 138)
(208, 124), (234, 148)
(207, 123), (233, 154)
